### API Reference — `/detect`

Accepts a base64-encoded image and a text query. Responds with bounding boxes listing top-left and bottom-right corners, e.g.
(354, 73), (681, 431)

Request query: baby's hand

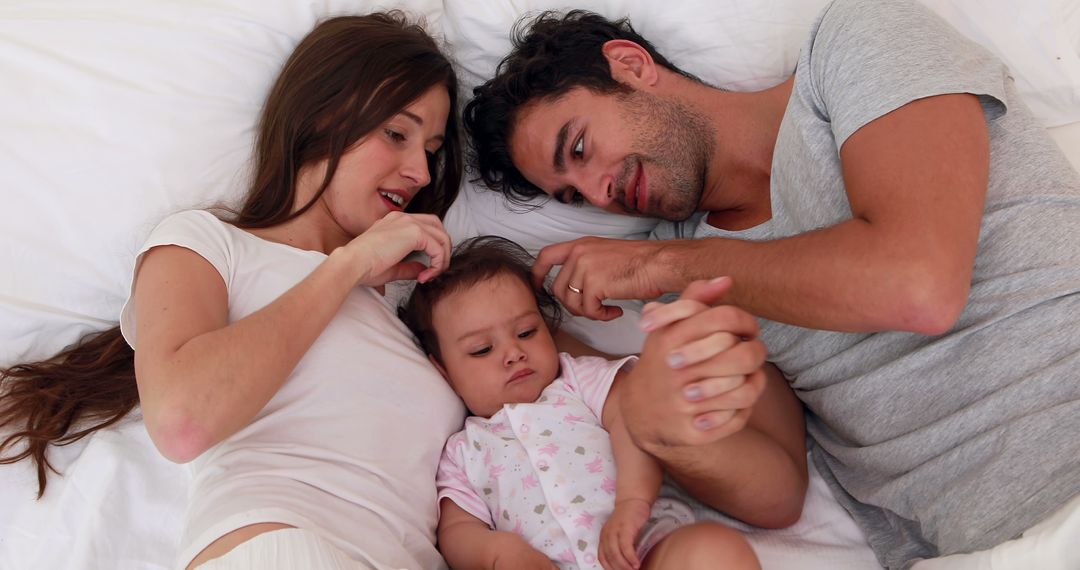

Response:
(599, 498), (652, 570)
(491, 536), (557, 570)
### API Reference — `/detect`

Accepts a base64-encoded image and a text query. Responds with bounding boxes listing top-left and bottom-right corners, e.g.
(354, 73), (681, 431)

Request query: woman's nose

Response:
(402, 146), (432, 188)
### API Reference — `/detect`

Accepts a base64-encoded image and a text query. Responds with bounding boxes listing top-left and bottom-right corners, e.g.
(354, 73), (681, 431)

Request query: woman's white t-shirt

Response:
(119, 210), (465, 569)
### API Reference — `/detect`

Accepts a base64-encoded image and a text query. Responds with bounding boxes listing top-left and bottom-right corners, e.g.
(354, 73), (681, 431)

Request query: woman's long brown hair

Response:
(0, 12), (462, 499)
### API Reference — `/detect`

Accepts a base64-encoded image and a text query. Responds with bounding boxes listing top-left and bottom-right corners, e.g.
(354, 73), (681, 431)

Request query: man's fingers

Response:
(532, 241), (574, 288)
(581, 285), (624, 321)
(676, 340), (767, 384)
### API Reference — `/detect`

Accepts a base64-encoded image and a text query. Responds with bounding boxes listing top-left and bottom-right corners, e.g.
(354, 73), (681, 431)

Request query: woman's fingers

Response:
(682, 374), (745, 402)
(665, 331), (739, 370)
(414, 222), (452, 282)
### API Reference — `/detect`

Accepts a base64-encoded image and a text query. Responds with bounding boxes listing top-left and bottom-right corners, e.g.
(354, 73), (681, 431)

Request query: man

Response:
(463, 0), (1080, 568)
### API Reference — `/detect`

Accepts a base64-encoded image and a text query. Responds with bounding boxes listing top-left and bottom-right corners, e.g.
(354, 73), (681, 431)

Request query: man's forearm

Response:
(646, 426), (805, 529)
(655, 219), (972, 334)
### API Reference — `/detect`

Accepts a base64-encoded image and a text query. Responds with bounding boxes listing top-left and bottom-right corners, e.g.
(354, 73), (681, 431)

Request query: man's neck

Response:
(688, 75), (794, 230)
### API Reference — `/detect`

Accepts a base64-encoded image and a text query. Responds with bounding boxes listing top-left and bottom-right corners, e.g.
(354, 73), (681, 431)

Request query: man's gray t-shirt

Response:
(653, 0), (1080, 567)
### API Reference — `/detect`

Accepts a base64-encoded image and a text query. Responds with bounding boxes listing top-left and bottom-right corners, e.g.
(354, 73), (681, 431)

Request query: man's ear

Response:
(428, 354), (449, 380)
(602, 39), (659, 88)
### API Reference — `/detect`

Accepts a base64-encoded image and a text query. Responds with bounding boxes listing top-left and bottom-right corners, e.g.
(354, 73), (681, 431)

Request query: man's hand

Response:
(621, 278), (768, 452)
(532, 237), (674, 321)
(599, 498), (652, 570)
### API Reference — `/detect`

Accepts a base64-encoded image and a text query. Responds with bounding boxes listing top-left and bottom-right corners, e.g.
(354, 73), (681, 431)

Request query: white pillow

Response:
(0, 0), (442, 366)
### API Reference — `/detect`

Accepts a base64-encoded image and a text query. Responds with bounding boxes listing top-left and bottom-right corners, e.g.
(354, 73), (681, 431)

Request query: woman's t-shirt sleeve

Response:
(119, 210), (232, 348)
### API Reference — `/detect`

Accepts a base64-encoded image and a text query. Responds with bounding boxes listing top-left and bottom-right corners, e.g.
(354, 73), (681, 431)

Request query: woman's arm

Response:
(438, 499), (556, 570)
(133, 243), (369, 463)
(134, 211), (451, 463)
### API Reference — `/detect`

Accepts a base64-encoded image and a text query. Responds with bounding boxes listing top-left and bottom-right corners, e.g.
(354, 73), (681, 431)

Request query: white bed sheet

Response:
(0, 421), (880, 570)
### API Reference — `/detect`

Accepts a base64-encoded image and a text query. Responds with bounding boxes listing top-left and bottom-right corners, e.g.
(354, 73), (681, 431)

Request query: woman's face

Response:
(430, 272), (561, 418)
(302, 84), (451, 240)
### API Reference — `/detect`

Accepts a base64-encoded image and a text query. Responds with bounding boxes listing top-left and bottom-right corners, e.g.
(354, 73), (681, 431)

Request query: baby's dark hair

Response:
(399, 236), (563, 362)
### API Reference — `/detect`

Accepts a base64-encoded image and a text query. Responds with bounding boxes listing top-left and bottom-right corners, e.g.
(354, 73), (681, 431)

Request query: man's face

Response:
(509, 86), (711, 221)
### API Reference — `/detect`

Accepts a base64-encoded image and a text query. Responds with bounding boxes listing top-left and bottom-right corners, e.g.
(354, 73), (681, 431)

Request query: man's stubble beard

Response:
(617, 90), (716, 222)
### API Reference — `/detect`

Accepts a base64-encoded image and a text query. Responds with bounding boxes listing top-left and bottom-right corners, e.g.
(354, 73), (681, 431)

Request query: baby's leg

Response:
(642, 522), (759, 570)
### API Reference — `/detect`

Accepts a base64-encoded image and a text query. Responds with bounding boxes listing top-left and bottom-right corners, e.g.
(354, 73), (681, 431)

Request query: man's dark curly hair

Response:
(462, 10), (697, 204)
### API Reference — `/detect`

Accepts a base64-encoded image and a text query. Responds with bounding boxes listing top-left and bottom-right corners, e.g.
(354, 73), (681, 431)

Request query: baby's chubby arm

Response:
(438, 499), (556, 570)
(599, 371), (663, 570)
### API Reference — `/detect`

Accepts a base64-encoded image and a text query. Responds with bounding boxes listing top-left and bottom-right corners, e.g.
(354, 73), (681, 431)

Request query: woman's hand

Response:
(621, 278), (768, 452)
(342, 211), (452, 287)
(599, 498), (651, 570)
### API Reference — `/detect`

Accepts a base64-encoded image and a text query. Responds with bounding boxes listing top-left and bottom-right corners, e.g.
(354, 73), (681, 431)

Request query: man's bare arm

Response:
(540, 93), (989, 334)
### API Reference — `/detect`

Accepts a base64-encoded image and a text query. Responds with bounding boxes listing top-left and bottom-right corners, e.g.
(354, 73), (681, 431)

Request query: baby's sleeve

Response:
(561, 353), (639, 420)
(436, 432), (494, 528)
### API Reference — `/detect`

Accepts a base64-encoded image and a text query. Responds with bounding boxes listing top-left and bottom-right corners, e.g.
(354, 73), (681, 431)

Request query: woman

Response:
(1, 13), (465, 569)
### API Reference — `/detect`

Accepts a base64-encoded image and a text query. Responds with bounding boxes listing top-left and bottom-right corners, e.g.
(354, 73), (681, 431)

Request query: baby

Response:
(400, 236), (761, 570)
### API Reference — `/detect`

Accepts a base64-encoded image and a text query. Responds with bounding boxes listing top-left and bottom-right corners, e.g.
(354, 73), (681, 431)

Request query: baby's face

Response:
(431, 272), (560, 417)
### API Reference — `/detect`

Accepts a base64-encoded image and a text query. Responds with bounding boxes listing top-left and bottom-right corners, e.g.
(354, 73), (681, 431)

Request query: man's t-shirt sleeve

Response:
(806, 0), (1009, 149)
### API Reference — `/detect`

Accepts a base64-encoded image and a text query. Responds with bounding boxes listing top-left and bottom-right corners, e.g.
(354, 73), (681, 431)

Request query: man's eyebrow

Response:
(553, 120), (571, 175)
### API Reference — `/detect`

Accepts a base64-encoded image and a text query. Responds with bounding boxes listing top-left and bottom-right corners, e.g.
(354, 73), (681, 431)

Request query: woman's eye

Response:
(569, 191), (583, 205)
(384, 128), (406, 142)
(572, 135), (584, 158)
(518, 329), (537, 339)
(468, 346), (492, 357)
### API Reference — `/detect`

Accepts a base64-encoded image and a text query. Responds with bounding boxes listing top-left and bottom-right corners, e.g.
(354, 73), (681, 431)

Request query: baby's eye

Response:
(384, 128), (406, 142)
(518, 328), (537, 339)
(468, 346), (492, 357)
(571, 135), (584, 158)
